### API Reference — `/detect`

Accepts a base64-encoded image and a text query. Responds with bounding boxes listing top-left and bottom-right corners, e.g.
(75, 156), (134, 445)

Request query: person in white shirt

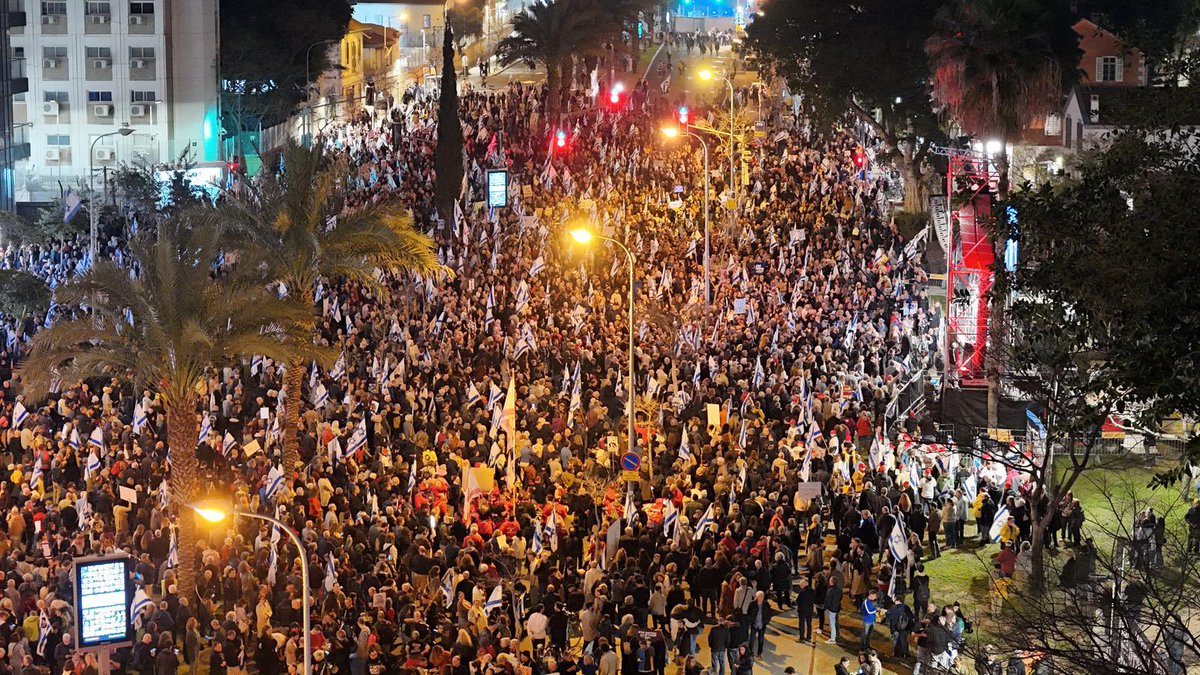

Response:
(526, 604), (549, 656)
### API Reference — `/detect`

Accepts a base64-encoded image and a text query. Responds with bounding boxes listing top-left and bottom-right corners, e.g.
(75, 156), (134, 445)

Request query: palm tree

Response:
(215, 141), (442, 475)
(926, 0), (1081, 198)
(20, 218), (314, 598)
(497, 0), (599, 121)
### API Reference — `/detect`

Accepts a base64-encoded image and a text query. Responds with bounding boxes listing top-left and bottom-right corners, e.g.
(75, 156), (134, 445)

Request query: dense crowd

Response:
(0, 38), (1067, 675)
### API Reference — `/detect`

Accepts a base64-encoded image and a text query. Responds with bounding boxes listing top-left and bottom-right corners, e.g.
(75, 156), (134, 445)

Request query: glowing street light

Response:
(567, 227), (646, 477)
(188, 499), (313, 675)
(696, 68), (737, 230)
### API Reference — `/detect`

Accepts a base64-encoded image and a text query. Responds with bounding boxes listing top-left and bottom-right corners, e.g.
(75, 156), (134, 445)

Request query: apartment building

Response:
(9, 0), (219, 203)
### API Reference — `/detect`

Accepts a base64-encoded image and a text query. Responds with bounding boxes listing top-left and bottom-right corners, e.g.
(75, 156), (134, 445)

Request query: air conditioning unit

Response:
(131, 59), (146, 69)
(93, 104), (111, 116)
(93, 59), (111, 69)
(41, 101), (59, 115)
(90, 14), (110, 24)
(41, 14), (59, 25)
(130, 104), (147, 117)
(131, 15), (146, 25)
(44, 148), (61, 161)
(95, 148), (115, 161)
(42, 58), (58, 68)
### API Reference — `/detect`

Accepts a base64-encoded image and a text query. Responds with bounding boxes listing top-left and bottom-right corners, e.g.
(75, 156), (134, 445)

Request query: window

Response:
(130, 90), (157, 102)
(41, 2), (66, 15)
(42, 46), (68, 59)
(86, 1), (111, 14)
(1097, 56), (1123, 82)
(46, 135), (70, 145)
(1043, 114), (1062, 136)
(130, 47), (156, 59)
(422, 14), (431, 28)
(129, 1), (154, 13)
(43, 91), (68, 103)
(86, 47), (113, 59)
(87, 91), (113, 102)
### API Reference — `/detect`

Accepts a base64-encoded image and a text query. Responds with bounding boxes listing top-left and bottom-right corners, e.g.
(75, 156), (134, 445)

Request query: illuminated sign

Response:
(73, 555), (133, 648)
(487, 170), (508, 208)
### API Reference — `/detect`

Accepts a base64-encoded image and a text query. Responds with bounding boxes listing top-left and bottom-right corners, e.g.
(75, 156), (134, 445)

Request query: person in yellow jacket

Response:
(998, 516), (1020, 546)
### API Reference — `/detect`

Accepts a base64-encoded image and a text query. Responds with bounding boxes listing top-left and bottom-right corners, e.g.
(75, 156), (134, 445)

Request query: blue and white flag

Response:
(515, 280), (530, 315)
(807, 420), (824, 446)
(694, 503), (715, 539)
(531, 520), (544, 555)
(663, 500), (678, 539)
(310, 383), (329, 408)
(623, 489), (636, 524)
(130, 588), (152, 629)
(89, 426), (105, 450)
(466, 382), (482, 407)
(347, 418), (368, 455)
(324, 553), (338, 591)
(964, 472), (978, 504)
(441, 569), (457, 608)
(132, 402), (147, 434)
(28, 464), (42, 491)
(487, 382), (504, 409)
(329, 352), (347, 380)
(166, 526), (179, 569)
(678, 426), (692, 462)
(68, 427), (81, 451)
(485, 584), (504, 614)
(36, 610), (49, 657)
(990, 506), (1009, 543)
(159, 479), (169, 512)
(530, 255), (546, 277)
(266, 536), (279, 586)
(264, 465), (285, 502)
(77, 491), (91, 529)
(85, 451), (102, 482)
(12, 402), (29, 429)
(888, 516), (909, 562)
(197, 412), (213, 446)
(222, 431), (237, 456)
(752, 356), (765, 388)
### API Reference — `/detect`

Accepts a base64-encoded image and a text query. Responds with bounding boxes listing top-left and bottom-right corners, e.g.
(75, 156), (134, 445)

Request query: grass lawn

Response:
(919, 461), (1188, 625)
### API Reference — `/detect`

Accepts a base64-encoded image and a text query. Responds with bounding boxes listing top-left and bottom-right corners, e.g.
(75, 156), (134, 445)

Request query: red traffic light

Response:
(678, 106), (689, 125)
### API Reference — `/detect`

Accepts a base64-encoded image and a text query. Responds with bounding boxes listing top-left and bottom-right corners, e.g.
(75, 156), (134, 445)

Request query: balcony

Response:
(8, 11), (25, 28)
(3, 124), (31, 162)
(10, 57), (27, 96)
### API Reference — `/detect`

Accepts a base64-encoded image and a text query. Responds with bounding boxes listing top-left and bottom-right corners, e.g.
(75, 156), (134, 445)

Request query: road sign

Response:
(620, 452), (641, 472)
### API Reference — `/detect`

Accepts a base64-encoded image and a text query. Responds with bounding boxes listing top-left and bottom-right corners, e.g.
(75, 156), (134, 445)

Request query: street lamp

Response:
(661, 126), (710, 308)
(89, 126), (133, 263)
(304, 39), (341, 145)
(190, 500), (312, 675)
(568, 227), (646, 478)
(697, 68), (737, 231)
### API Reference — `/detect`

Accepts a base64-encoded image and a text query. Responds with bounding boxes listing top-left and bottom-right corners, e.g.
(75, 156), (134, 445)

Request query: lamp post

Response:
(568, 228), (646, 478)
(698, 68), (736, 231)
(304, 39), (341, 145)
(89, 126), (133, 263)
(191, 501), (312, 675)
(661, 126), (710, 308)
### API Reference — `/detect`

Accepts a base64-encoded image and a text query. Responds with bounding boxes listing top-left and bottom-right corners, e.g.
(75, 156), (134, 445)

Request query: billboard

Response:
(73, 555), (133, 648)
(487, 170), (508, 209)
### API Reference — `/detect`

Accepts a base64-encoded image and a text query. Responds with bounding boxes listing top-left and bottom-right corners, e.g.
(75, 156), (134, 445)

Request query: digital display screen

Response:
(487, 170), (508, 208)
(75, 558), (132, 647)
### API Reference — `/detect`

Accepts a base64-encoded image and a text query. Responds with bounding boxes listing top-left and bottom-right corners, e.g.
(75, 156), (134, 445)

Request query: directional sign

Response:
(620, 452), (641, 472)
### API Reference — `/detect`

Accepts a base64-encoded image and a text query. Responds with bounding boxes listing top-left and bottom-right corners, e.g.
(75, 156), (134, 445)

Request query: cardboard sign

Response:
(119, 486), (137, 504)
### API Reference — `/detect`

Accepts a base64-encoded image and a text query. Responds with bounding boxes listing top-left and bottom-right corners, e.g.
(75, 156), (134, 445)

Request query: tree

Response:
(998, 133), (1200, 485)
(19, 218), (314, 598)
(213, 140), (443, 475)
(926, 0), (1081, 428)
(497, 0), (599, 121)
(447, 0), (485, 70)
(0, 271), (50, 322)
(980, 472), (1200, 673)
(435, 24), (465, 226)
(219, 0), (352, 128)
(746, 0), (947, 213)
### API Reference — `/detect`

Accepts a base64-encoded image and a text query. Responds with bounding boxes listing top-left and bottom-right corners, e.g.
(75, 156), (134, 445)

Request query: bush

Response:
(894, 211), (929, 239)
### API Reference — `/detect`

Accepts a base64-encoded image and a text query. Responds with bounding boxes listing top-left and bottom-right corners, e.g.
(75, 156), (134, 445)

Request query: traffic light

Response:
(555, 130), (567, 148)
(677, 106), (689, 126)
(608, 83), (625, 108)
(852, 149), (866, 169)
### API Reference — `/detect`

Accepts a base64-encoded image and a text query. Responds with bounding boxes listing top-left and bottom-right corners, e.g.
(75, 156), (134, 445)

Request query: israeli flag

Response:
(407, 459), (417, 493)
(36, 611), (49, 657)
(12, 402), (29, 429)
(531, 521), (544, 555)
(266, 538), (279, 586)
(77, 491), (91, 529)
(68, 427), (81, 450)
(197, 413), (212, 446)
(964, 472), (978, 504)
(485, 585), (504, 614)
(753, 356), (765, 388)
(130, 588), (152, 629)
(347, 418), (368, 455)
(166, 527), (178, 569)
(990, 506), (1009, 543)
(888, 517), (909, 562)
(487, 382), (503, 409)
(329, 352), (347, 380)
(694, 503), (715, 539)
(28, 464), (42, 490)
(515, 280), (530, 314)
(323, 553), (338, 591)
(132, 402), (147, 434)
(693, 361), (702, 389)
(678, 426), (692, 462)
(663, 500), (678, 539)
(441, 569), (457, 608)
(310, 383), (329, 408)
(807, 420), (824, 446)
(265, 465), (285, 502)
(88, 426), (105, 450)
(530, 255), (546, 277)
(623, 489), (636, 524)
(159, 479), (169, 512)
(466, 382), (482, 407)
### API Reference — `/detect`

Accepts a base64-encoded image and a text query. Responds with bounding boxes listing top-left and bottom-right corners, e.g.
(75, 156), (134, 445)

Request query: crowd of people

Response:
(0, 38), (1071, 675)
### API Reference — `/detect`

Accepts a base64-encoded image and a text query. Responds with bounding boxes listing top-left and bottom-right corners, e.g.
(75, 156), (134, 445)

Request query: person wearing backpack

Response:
(883, 600), (915, 658)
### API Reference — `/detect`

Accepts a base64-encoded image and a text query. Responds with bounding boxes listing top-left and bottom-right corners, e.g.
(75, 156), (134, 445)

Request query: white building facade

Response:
(10, 0), (219, 203)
